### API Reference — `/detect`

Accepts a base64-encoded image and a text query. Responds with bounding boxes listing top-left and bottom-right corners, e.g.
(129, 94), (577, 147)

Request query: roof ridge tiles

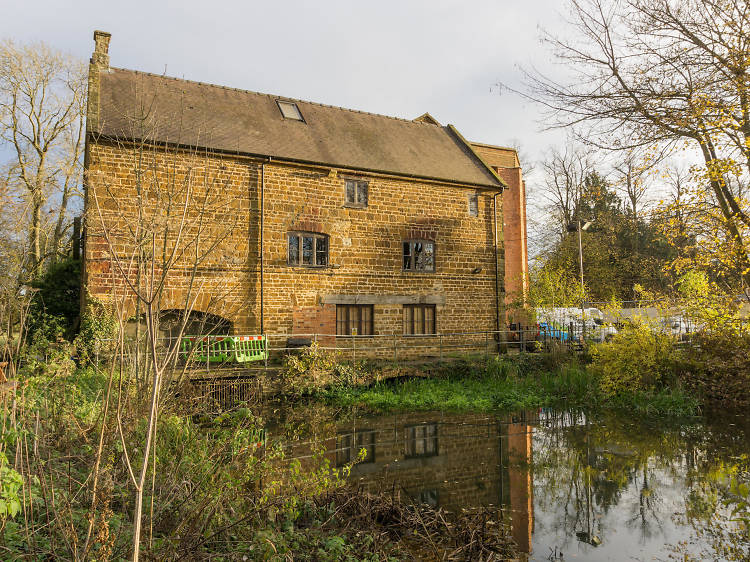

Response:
(109, 66), (433, 125)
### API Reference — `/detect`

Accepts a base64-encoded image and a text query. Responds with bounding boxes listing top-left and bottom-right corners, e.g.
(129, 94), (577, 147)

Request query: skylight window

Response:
(277, 100), (304, 121)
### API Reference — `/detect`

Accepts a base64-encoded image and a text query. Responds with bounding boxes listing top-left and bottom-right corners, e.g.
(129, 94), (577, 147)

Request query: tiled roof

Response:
(95, 68), (503, 189)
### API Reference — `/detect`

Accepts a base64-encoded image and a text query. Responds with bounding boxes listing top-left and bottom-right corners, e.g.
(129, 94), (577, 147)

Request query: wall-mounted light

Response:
(472, 267), (483, 274)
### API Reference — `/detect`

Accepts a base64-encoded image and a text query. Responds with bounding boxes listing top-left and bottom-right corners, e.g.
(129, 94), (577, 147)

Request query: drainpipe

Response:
(493, 191), (505, 353)
(260, 160), (266, 334)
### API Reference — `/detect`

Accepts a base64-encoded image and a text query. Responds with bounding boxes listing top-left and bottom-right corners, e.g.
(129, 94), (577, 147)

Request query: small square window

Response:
(344, 179), (368, 207)
(468, 193), (478, 217)
(277, 100), (304, 121)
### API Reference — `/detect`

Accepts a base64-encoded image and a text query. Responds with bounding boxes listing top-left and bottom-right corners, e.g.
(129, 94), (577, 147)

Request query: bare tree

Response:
(612, 151), (653, 222)
(521, 0), (750, 284)
(86, 87), (246, 557)
(0, 40), (85, 278)
(536, 144), (594, 242)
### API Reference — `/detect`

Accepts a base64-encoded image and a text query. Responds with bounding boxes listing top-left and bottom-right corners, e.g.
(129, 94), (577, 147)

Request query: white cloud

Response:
(1, 0), (567, 163)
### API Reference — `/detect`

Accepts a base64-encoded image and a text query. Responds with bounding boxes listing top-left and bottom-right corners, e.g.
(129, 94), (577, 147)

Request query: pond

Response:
(264, 405), (750, 561)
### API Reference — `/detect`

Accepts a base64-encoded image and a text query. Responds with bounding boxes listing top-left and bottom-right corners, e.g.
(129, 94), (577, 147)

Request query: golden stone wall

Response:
(83, 139), (505, 347)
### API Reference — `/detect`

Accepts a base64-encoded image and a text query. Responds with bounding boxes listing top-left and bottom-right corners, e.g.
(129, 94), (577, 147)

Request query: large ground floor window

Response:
(336, 304), (374, 336)
(403, 304), (436, 335)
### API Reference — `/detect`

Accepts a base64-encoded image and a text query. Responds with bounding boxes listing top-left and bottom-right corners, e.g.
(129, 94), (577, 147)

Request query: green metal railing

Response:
(180, 335), (268, 364)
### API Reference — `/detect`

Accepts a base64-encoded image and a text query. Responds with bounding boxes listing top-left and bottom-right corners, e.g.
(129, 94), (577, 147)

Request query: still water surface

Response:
(266, 406), (749, 561)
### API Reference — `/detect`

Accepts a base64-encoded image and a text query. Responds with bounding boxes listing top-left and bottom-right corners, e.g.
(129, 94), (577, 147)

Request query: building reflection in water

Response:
(270, 408), (750, 561)
(275, 410), (540, 556)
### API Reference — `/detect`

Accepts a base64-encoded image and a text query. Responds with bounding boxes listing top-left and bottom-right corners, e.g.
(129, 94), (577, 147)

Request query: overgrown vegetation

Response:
(314, 353), (700, 417)
(0, 344), (517, 560)
(590, 322), (683, 396)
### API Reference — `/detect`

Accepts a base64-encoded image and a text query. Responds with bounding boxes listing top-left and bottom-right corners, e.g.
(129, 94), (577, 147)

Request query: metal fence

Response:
(93, 323), (618, 373)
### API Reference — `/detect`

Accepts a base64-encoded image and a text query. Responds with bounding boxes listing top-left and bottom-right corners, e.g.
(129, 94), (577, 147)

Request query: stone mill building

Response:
(81, 31), (529, 347)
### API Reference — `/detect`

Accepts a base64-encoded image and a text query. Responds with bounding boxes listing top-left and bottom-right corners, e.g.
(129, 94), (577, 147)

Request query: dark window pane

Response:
(336, 433), (352, 466)
(425, 306), (435, 334)
(362, 306), (371, 335)
(357, 182), (368, 205)
(350, 306), (360, 335)
(418, 489), (439, 507)
(356, 430), (376, 462)
(288, 234), (299, 264)
(302, 236), (314, 265)
(316, 236), (328, 266)
(403, 242), (412, 269)
(346, 180), (356, 203)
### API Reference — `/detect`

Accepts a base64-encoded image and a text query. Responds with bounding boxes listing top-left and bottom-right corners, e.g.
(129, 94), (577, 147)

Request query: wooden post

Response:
(569, 322), (574, 351)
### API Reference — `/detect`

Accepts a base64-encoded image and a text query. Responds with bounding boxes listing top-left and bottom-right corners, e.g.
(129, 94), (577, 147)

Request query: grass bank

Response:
(318, 355), (700, 417)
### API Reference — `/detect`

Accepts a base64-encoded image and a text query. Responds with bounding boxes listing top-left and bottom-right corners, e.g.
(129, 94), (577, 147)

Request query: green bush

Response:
(282, 343), (368, 395)
(27, 258), (81, 340)
(74, 297), (118, 363)
(590, 322), (682, 395)
(0, 452), (23, 522)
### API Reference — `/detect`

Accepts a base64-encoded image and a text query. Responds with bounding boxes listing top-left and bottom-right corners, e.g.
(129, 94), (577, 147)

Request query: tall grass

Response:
(322, 355), (700, 417)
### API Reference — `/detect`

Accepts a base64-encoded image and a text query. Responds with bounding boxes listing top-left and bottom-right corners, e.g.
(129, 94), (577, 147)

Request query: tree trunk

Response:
(28, 188), (43, 277)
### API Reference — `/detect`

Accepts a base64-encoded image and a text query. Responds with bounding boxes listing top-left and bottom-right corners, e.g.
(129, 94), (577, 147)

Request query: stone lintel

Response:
(321, 294), (445, 306)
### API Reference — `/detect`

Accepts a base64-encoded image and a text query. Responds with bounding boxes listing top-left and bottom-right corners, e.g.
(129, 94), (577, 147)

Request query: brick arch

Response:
(159, 309), (233, 339)
(125, 309), (234, 342)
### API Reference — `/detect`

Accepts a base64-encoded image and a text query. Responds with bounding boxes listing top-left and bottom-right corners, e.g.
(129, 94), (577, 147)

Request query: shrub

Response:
(27, 258), (81, 340)
(681, 332), (750, 407)
(74, 297), (118, 363)
(281, 343), (371, 396)
(590, 321), (681, 395)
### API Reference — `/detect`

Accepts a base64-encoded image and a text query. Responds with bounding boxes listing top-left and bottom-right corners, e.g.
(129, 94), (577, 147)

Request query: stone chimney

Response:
(91, 30), (111, 68)
(86, 31), (111, 133)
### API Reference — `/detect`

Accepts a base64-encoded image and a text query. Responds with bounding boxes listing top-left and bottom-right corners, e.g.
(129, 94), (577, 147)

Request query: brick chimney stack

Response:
(86, 31), (110, 134)
(91, 30), (111, 68)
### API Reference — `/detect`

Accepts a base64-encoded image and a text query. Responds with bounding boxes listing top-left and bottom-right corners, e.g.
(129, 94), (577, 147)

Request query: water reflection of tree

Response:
(532, 413), (690, 548)
(264, 404), (750, 557)
(679, 456), (750, 561)
(531, 411), (750, 556)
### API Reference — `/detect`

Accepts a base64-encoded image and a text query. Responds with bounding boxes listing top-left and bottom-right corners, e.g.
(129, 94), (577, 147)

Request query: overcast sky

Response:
(1, 0), (567, 167)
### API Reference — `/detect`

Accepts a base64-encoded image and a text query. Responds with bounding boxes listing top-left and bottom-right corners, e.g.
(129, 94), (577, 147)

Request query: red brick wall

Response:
(469, 143), (529, 322)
